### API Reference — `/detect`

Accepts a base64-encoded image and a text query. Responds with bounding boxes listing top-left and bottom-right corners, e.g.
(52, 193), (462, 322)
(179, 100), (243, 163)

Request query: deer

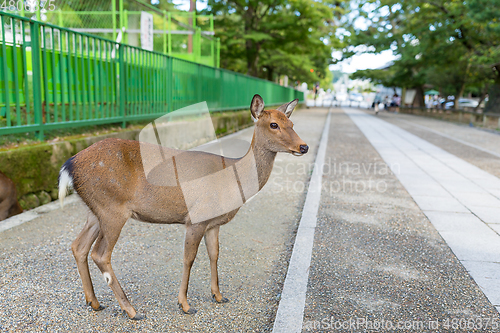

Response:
(58, 94), (308, 320)
(0, 170), (23, 221)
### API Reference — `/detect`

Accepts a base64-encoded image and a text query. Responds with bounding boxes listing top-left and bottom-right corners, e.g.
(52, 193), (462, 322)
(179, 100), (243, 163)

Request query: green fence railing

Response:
(0, 11), (304, 140)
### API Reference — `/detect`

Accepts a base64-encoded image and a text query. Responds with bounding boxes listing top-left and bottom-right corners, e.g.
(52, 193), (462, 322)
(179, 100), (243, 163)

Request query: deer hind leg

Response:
(204, 226), (229, 304)
(71, 211), (102, 311)
(178, 223), (206, 314)
(90, 211), (144, 320)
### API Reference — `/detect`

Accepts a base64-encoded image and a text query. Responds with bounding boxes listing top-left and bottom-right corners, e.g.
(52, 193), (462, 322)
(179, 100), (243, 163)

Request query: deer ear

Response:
(250, 94), (265, 120)
(277, 99), (299, 118)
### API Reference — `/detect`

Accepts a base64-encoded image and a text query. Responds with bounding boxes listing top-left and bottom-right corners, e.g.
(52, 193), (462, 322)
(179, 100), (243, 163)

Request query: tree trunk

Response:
(244, 7), (260, 77)
(266, 67), (274, 81)
(474, 84), (489, 112)
(485, 81), (500, 113)
(414, 86), (425, 108)
(245, 41), (260, 77)
(455, 61), (471, 109)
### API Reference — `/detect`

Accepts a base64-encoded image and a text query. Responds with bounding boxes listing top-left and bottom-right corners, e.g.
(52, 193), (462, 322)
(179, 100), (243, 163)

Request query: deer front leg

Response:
(204, 226), (229, 303)
(178, 223), (205, 314)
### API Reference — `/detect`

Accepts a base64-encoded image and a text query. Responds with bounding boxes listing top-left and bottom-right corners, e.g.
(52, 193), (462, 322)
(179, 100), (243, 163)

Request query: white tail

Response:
(62, 95), (308, 320)
(58, 161), (74, 208)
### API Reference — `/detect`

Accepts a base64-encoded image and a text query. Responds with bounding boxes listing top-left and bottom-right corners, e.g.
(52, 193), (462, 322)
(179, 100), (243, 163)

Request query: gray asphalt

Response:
(302, 108), (500, 332)
(0, 107), (328, 333)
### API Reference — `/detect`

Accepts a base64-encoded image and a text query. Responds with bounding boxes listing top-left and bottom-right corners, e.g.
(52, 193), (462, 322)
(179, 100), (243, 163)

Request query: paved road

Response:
(2, 106), (500, 332)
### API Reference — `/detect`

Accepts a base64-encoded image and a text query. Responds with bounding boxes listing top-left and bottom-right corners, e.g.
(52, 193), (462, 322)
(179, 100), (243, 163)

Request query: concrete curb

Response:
(0, 194), (80, 233)
(272, 108), (332, 333)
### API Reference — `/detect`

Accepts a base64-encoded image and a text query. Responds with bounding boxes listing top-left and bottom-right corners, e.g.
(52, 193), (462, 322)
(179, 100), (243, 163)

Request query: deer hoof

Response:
(87, 302), (105, 311)
(212, 294), (229, 303)
(131, 313), (145, 321)
(178, 303), (197, 315)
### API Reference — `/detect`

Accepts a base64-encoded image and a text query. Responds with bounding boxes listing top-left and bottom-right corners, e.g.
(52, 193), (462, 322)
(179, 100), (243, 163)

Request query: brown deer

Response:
(58, 95), (308, 320)
(0, 170), (23, 221)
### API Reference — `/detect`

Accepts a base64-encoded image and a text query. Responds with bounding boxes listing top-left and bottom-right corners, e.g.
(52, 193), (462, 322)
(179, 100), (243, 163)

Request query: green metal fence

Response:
(19, 9), (219, 67)
(0, 11), (303, 140)
(7, 0), (220, 67)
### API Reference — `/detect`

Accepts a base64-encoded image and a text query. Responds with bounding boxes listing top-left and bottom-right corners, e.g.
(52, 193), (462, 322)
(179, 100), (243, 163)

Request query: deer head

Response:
(250, 94), (309, 156)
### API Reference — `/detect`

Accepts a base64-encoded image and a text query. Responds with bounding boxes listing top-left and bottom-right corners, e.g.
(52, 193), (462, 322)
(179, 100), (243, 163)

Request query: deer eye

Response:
(270, 123), (279, 129)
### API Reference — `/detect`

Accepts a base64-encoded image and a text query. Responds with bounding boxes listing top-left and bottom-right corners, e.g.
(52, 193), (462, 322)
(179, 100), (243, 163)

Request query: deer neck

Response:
(238, 132), (277, 192)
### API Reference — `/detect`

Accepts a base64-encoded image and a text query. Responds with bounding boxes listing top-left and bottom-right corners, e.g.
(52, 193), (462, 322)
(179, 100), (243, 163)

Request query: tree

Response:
(341, 0), (500, 110)
(204, 0), (347, 85)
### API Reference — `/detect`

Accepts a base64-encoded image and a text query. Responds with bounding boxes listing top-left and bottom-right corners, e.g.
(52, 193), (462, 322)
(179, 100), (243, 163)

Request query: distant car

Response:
(443, 98), (479, 109)
(349, 92), (364, 102)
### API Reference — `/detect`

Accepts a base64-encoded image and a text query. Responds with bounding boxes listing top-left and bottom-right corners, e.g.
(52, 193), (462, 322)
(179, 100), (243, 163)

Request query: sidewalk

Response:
(300, 108), (500, 332)
(376, 111), (500, 180)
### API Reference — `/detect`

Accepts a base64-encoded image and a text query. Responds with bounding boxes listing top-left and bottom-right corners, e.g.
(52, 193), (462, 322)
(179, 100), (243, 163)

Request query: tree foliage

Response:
(204, 0), (347, 85)
(342, 0), (500, 110)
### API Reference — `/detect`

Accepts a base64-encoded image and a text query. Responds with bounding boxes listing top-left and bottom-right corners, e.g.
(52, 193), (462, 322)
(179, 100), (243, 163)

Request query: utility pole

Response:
(188, 0), (195, 54)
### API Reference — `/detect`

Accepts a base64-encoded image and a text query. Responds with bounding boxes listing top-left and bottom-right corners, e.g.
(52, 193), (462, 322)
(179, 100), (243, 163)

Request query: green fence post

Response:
(119, 44), (126, 128)
(1, 16), (10, 127)
(31, 21), (44, 140)
(216, 38), (220, 68)
(198, 63), (202, 102)
(168, 57), (173, 113)
(57, 9), (63, 26)
(163, 10), (167, 54)
(210, 14), (214, 67)
(167, 12), (172, 55)
(123, 10), (128, 44)
(119, 0), (124, 28)
(196, 28), (201, 63)
(112, 0), (117, 41)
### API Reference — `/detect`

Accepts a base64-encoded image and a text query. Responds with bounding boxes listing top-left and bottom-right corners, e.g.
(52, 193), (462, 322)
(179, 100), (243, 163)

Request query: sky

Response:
(171, 0), (205, 11)
(330, 50), (398, 73)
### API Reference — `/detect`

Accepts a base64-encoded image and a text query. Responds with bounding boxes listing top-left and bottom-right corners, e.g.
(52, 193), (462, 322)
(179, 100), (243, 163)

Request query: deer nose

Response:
(300, 145), (309, 154)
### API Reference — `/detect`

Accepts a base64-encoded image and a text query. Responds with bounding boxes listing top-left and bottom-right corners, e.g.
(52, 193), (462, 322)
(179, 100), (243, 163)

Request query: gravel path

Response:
(302, 108), (500, 332)
(0, 107), (328, 333)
